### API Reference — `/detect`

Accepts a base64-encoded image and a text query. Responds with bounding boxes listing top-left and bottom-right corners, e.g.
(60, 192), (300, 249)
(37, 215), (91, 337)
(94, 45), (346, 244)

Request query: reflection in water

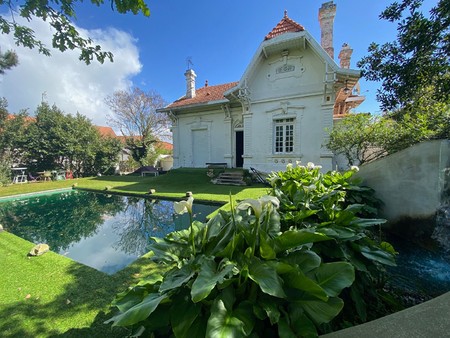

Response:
(0, 191), (218, 274)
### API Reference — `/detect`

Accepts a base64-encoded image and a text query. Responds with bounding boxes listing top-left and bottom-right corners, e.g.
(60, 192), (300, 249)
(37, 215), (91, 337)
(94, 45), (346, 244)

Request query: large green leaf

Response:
(248, 258), (286, 298)
(206, 298), (247, 338)
(359, 245), (397, 266)
(283, 269), (328, 301)
(278, 317), (297, 338)
(112, 277), (162, 312)
(299, 297), (344, 324)
(205, 217), (236, 256)
(280, 250), (321, 273)
(159, 264), (195, 293)
(148, 237), (189, 263)
(170, 291), (202, 338)
(191, 256), (235, 303)
(257, 295), (281, 325)
(274, 230), (331, 253)
(259, 231), (276, 259)
(308, 262), (355, 297)
(288, 305), (318, 338)
(108, 292), (169, 326)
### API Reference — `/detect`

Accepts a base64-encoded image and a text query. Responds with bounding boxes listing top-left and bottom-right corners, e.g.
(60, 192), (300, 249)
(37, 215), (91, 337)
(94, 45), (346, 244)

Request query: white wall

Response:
(356, 140), (450, 224)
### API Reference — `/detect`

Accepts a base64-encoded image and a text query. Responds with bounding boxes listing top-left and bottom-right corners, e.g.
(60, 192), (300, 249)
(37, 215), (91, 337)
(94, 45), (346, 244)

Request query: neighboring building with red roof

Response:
(95, 126), (116, 137)
(160, 2), (365, 172)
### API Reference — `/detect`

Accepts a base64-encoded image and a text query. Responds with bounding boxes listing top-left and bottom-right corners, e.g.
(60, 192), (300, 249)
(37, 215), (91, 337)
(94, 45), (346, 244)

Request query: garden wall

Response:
(355, 139), (450, 238)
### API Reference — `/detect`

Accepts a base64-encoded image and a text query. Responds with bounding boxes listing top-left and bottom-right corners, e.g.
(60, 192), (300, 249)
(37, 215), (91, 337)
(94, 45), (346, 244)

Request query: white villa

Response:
(160, 2), (365, 172)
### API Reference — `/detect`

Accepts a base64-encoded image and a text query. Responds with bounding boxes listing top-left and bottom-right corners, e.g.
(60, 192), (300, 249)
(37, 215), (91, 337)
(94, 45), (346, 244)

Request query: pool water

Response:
(386, 233), (450, 298)
(0, 190), (218, 274)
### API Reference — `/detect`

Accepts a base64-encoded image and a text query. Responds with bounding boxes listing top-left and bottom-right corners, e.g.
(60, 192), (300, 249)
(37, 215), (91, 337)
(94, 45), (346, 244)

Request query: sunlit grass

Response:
(0, 168), (269, 336)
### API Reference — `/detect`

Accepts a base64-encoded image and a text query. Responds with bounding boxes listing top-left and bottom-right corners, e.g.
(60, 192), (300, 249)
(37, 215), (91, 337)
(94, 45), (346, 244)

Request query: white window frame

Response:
(274, 118), (295, 154)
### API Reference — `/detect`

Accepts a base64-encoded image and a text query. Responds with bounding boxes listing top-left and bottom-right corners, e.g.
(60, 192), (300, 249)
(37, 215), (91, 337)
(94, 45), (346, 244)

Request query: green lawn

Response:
(0, 168), (268, 337)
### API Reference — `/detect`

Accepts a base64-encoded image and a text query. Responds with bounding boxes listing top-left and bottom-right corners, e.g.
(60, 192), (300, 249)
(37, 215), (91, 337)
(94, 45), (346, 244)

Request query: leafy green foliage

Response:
(3, 102), (122, 176)
(268, 164), (396, 329)
(326, 113), (397, 166)
(358, 0), (449, 111)
(0, 0), (150, 64)
(327, 107), (450, 167)
(0, 48), (18, 74)
(107, 195), (356, 337)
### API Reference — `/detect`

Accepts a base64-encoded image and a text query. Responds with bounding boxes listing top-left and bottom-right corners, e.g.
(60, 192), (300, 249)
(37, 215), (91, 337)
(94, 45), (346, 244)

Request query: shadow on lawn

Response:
(0, 259), (135, 337)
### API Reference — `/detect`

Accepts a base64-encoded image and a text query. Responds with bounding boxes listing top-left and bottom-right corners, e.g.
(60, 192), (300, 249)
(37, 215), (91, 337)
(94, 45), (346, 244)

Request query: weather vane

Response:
(186, 56), (193, 70)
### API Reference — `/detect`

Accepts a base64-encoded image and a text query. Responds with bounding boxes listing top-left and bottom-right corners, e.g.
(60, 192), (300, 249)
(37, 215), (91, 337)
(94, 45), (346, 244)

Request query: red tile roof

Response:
(167, 81), (239, 108)
(96, 126), (116, 137)
(265, 11), (305, 40)
(156, 141), (173, 151)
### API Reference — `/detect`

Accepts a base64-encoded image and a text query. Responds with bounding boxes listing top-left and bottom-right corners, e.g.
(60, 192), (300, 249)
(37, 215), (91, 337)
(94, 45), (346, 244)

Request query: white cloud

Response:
(0, 14), (142, 127)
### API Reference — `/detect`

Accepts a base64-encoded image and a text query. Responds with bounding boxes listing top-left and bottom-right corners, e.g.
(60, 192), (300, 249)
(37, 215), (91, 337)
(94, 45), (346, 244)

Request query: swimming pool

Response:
(0, 190), (218, 274)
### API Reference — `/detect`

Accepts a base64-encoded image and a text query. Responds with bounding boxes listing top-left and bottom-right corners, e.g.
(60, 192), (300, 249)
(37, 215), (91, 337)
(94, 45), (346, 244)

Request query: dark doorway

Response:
(236, 131), (244, 168)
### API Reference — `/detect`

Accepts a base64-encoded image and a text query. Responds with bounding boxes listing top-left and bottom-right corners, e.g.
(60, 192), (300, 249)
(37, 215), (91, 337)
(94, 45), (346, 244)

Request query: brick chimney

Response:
(338, 43), (353, 68)
(318, 1), (337, 60)
(184, 69), (196, 99)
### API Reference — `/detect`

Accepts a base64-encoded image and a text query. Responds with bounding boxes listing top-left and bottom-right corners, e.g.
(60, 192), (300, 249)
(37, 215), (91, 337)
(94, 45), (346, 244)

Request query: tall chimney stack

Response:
(184, 69), (196, 99)
(318, 1), (337, 60)
(338, 43), (353, 68)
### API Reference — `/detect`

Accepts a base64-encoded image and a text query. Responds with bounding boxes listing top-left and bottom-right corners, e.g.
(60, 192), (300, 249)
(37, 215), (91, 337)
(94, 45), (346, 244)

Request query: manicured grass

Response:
(76, 168), (269, 203)
(0, 168), (269, 336)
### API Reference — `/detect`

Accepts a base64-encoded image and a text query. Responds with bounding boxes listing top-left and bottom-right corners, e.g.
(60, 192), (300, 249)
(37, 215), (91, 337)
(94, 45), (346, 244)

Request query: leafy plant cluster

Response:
(107, 165), (396, 337)
(327, 104), (450, 166)
(269, 163), (397, 328)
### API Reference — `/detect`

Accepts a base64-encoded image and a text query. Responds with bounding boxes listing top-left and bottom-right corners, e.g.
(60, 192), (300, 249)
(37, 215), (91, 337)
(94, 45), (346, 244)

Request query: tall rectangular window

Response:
(274, 118), (294, 153)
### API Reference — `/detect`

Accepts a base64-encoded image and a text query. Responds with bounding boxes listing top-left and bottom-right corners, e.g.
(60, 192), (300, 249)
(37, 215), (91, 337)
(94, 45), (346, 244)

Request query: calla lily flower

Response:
(174, 196), (194, 215)
(237, 195), (279, 218)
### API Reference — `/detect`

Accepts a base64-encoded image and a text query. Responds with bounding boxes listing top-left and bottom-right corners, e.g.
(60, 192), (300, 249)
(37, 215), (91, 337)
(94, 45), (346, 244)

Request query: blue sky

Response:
(0, 0), (436, 127)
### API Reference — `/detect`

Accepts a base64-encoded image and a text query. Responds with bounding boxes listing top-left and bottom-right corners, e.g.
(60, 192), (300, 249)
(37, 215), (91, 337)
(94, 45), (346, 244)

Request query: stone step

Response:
(213, 171), (246, 186)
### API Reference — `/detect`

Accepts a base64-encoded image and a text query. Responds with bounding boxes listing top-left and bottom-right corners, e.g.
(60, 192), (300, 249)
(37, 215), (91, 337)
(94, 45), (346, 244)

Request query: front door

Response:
(235, 131), (244, 168)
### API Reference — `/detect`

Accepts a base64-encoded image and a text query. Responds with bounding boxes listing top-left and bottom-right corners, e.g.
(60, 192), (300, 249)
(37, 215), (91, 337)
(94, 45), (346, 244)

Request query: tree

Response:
(0, 0), (150, 64)
(24, 102), (122, 175)
(358, 0), (450, 111)
(326, 114), (399, 166)
(0, 49), (18, 74)
(105, 87), (170, 166)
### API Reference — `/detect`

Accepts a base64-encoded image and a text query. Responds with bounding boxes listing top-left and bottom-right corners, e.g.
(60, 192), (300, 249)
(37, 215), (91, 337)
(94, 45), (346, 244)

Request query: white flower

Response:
(237, 195), (279, 218)
(174, 196), (194, 215)
(296, 160), (301, 167)
(314, 165), (322, 170)
(286, 163), (293, 170)
(260, 195), (280, 209)
(306, 162), (315, 169)
(350, 165), (359, 172)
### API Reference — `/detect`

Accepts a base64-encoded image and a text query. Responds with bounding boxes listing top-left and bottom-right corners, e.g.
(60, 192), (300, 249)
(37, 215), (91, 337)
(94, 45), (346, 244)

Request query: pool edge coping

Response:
(0, 187), (74, 202)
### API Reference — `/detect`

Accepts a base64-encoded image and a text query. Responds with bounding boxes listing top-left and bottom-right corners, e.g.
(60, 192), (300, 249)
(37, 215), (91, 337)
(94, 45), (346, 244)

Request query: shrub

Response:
(268, 163), (397, 329)
(0, 154), (12, 186)
(107, 196), (356, 337)
(107, 165), (396, 336)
